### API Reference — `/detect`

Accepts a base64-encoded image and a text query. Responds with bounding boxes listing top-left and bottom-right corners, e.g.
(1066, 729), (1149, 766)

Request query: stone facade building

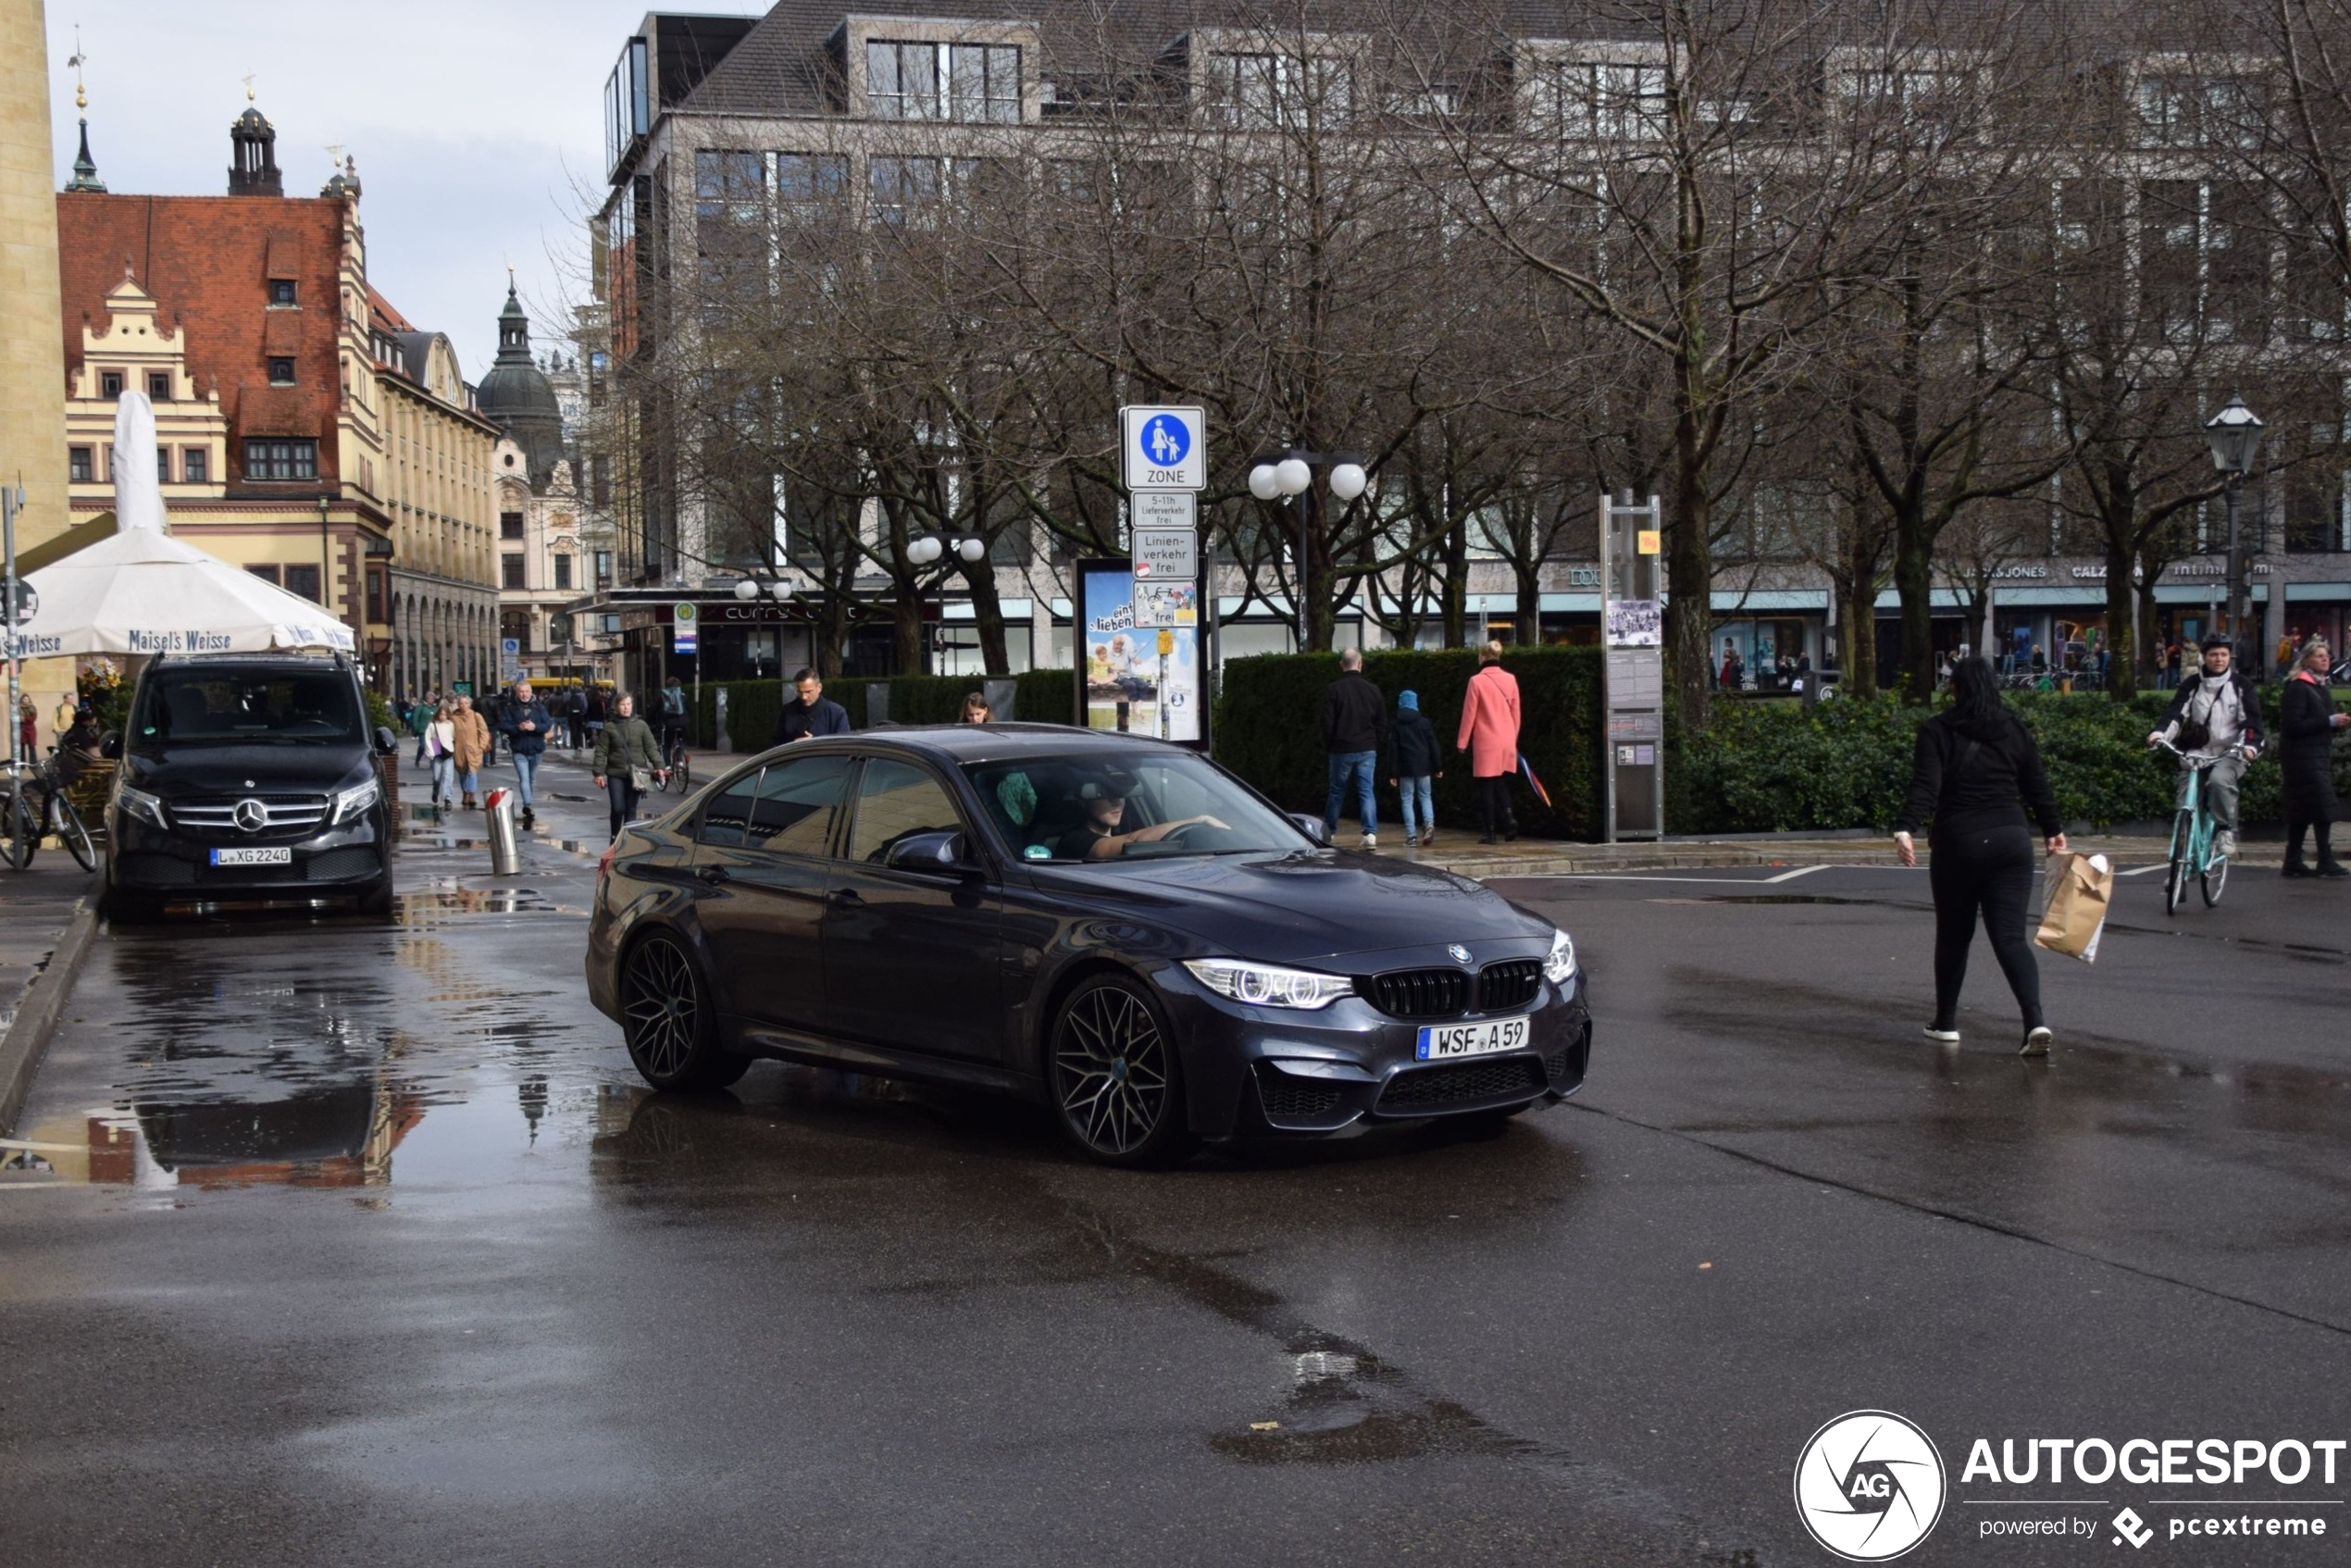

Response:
(56, 99), (499, 695)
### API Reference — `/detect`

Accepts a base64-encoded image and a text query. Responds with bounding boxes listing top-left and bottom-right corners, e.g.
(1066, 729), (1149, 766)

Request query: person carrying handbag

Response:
(1893, 656), (2069, 1056)
(591, 692), (665, 841)
(424, 701), (458, 810)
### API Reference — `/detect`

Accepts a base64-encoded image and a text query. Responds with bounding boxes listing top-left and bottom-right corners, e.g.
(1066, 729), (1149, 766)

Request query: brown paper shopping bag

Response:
(2034, 852), (2114, 964)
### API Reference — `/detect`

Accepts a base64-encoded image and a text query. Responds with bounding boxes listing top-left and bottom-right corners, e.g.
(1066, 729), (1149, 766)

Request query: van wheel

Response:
(100, 886), (159, 926)
(357, 877), (396, 919)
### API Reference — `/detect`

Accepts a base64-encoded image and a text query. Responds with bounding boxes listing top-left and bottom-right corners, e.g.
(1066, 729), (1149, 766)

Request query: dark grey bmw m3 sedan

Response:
(587, 725), (1590, 1165)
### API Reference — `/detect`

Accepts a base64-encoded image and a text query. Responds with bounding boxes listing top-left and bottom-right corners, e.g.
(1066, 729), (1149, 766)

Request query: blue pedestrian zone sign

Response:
(1120, 405), (1206, 492)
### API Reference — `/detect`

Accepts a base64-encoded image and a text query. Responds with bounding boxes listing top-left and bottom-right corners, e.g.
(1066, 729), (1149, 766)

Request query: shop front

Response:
(1712, 590), (1827, 688)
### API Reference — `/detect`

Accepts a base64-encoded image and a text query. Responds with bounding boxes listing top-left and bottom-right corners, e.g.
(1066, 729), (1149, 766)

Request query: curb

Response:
(0, 875), (104, 1138)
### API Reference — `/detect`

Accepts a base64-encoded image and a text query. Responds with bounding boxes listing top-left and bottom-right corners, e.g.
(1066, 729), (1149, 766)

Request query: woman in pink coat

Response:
(1457, 642), (1522, 842)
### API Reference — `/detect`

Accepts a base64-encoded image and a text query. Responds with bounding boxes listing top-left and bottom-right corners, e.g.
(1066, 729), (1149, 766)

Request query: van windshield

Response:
(132, 669), (363, 747)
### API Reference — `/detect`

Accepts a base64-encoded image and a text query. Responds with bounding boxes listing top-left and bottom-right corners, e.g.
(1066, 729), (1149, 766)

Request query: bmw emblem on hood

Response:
(1448, 944), (1472, 964)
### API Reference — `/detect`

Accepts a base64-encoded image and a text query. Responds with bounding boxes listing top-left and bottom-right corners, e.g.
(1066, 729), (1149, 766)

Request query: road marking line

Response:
(2113, 862), (2171, 877)
(1763, 864), (1829, 883)
(1508, 867), (1865, 884)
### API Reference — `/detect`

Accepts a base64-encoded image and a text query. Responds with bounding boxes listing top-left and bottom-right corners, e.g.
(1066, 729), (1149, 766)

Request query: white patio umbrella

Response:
(14, 392), (354, 657)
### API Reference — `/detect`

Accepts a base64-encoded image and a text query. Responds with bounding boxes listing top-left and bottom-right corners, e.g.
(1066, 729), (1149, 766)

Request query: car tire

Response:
(620, 931), (752, 1091)
(100, 884), (159, 926)
(1049, 974), (1196, 1167)
(357, 877), (395, 919)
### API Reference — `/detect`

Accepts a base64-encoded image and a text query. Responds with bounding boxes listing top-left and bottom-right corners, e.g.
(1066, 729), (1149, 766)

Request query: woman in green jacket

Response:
(591, 692), (665, 840)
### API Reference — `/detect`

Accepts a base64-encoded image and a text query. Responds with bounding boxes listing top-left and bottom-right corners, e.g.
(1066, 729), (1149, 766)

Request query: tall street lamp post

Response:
(2204, 395), (2263, 667)
(1247, 453), (1367, 651)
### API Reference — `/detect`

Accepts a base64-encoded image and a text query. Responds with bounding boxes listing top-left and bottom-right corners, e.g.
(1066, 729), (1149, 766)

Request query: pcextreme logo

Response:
(1795, 1410), (1948, 1562)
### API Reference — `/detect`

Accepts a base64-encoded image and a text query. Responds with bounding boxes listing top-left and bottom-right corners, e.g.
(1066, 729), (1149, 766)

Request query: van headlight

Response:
(1183, 958), (1354, 1011)
(1544, 928), (1577, 983)
(332, 778), (382, 824)
(117, 782), (169, 830)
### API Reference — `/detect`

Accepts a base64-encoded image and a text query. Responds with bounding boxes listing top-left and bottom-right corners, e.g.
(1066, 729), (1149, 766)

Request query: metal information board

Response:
(1598, 492), (1665, 840)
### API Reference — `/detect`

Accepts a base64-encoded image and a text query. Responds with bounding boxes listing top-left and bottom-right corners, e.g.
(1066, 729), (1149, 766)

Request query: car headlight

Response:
(116, 782), (168, 830)
(1544, 927), (1577, 983)
(332, 778), (382, 824)
(1182, 958), (1354, 1011)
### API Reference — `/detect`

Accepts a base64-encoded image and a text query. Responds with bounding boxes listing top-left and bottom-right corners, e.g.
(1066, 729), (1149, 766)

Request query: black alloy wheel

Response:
(1050, 975), (1192, 1166)
(621, 932), (751, 1091)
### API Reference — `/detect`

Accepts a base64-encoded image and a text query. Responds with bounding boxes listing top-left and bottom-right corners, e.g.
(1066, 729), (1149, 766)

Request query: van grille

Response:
(169, 793), (330, 834)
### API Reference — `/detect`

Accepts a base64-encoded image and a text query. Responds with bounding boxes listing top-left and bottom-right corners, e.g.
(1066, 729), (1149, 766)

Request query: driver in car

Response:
(1058, 777), (1228, 861)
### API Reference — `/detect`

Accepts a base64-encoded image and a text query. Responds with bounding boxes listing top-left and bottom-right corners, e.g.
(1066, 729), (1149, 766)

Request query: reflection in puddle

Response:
(14, 1074), (424, 1188)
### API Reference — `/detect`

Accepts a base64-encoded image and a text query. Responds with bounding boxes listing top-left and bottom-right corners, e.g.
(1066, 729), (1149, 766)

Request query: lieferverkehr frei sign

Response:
(1120, 406), (1206, 492)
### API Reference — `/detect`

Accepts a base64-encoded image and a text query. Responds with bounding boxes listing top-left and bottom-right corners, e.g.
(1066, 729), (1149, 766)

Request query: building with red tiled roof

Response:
(55, 102), (501, 694)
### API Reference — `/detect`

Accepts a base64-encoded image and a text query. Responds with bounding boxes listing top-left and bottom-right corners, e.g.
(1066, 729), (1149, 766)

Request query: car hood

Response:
(1022, 850), (1550, 965)
(124, 745), (374, 796)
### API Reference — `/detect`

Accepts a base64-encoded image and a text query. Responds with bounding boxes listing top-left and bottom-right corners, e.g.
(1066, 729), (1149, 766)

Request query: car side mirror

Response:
(375, 725), (399, 755)
(1289, 813), (1330, 846)
(884, 829), (973, 873)
(100, 730), (122, 760)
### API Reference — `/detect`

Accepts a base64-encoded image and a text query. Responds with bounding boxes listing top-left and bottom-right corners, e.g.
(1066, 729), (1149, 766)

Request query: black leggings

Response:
(2285, 804), (2336, 864)
(1928, 823), (2043, 1031)
(1476, 774), (1517, 837)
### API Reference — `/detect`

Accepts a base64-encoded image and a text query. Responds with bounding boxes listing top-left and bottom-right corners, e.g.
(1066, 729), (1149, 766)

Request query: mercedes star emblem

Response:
(231, 798), (268, 834)
(1448, 944), (1473, 964)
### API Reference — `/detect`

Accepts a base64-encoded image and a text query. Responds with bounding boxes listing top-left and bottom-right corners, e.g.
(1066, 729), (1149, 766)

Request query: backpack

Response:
(660, 686), (687, 718)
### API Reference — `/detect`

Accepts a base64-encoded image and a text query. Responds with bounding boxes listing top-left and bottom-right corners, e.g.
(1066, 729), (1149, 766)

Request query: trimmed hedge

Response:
(1214, 647), (1604, 839)
(690, 668), (1076, 751)
(1667, 688), (2351, 833)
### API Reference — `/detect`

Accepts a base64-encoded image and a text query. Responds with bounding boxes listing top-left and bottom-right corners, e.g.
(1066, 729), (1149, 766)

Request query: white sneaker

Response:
(2020, 1027), (2052, 1057)
(1922, 1026), (1960, 1044)
(1360, 834), (1378, 850)
(2215, 830), (2235, 857)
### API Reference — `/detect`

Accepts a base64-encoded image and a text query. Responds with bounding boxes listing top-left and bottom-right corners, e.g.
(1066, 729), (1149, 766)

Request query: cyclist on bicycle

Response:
(656, 675), (690, 765)
(2149, 634), (2263, 858)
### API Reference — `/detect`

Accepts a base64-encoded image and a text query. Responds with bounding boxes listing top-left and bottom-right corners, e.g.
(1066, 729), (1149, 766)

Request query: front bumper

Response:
(1154, 968), (1593, 1139)
(106, 809), (390, 902)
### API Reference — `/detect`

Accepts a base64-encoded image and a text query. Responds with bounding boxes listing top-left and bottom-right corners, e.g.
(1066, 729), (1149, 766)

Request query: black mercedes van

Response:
(101, 652), (398, 920)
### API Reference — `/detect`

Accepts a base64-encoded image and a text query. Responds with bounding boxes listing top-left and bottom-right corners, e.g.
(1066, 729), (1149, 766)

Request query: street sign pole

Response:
(3, 484), (21, 778)
(1117, 406), (1207, 750)
(1598, 492), (1666, 842)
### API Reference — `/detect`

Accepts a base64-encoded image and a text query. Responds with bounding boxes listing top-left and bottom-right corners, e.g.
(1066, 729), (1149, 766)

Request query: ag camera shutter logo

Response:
(1794, 1410), (1947, 1562)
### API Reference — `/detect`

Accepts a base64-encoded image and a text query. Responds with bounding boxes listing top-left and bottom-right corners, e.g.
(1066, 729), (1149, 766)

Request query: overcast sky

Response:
(44, 0), (768, 377)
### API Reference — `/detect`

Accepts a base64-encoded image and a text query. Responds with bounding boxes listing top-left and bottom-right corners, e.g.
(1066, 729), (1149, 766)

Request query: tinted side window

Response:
(847, 758), (965, 864)
(750, 754), (852, 855)
(698, 768), (762, 847)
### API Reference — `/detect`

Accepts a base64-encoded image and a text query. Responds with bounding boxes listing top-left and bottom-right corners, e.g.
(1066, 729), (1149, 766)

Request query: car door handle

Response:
(697, 865), (729, 887)
(827, 887), (862, 907)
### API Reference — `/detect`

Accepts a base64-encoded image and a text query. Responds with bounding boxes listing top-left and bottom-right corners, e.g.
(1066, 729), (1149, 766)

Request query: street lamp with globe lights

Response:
(904, 535), (989, 670)
(2203, 396), (2263, 662)
(1245, 451), (1372, 650)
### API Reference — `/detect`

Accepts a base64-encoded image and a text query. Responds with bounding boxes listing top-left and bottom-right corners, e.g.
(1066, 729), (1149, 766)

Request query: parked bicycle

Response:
(0, 747), (98, 873)
(2151, 735), (2231, 914)
(660, 727), (692, 795)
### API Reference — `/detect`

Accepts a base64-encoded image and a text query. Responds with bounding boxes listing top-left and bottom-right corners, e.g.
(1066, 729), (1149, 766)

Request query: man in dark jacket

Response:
(772, 668), (852, 746)
(1318, 648), (1387, 848)
(497, 679), (554, 829)
(2149, 636), (2264, 858)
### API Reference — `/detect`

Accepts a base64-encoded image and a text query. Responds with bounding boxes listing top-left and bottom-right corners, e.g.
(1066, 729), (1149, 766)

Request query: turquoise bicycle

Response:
(2153, 736), (2233, 914)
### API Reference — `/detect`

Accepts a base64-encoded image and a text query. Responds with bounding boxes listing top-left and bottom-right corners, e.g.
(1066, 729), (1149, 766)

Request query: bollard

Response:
(484, 788), (521, 875)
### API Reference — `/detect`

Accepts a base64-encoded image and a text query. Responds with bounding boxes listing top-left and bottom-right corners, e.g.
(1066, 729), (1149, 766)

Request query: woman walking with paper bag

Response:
(1892, 657), (2069, 1056)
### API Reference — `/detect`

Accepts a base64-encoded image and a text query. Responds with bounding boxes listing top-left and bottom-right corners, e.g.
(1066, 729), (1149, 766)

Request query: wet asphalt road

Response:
(2, 763), (2347, 1568)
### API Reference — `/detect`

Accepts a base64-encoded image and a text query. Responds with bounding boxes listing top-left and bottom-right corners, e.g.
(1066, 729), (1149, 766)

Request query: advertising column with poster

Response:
(1076, 560), (1200, 743)
(1599, 493), (1666, 840)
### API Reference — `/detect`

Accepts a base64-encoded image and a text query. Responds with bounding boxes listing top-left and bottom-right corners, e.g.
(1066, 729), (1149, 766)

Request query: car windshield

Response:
(963, 750), (1309, 864)
(132, 669), (363, 747)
